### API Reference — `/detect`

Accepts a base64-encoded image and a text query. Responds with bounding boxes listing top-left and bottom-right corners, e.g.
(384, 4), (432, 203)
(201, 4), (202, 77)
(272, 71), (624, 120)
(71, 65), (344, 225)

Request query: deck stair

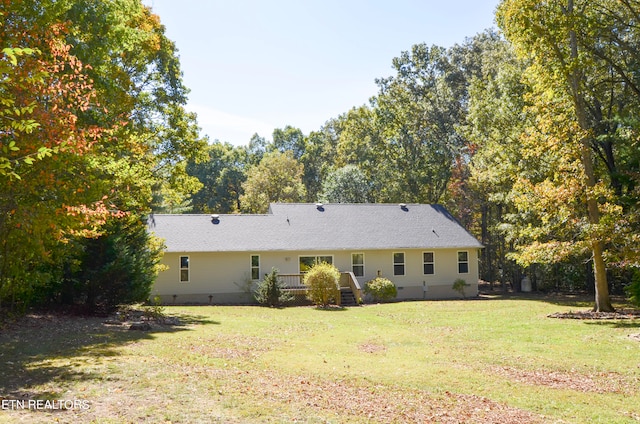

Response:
(339, 288), (358, 306)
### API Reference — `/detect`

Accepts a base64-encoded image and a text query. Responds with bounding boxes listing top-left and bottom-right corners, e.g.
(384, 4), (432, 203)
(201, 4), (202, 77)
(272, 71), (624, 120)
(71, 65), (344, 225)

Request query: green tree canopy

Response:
(188, 142), (248, 214)
(240, 151), (306, 213)
(319, 165), (372, 203)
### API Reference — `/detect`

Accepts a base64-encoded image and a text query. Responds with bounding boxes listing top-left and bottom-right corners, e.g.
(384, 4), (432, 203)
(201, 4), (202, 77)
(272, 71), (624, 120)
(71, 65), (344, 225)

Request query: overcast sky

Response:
(145, 0), (499, 146)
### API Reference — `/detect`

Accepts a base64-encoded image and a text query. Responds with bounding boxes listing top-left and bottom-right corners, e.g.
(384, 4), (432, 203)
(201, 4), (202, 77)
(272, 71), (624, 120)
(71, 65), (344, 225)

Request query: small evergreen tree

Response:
(303, 263), (340, 307)
(56, 215), (165, 314)
(254, 268), (292, 307)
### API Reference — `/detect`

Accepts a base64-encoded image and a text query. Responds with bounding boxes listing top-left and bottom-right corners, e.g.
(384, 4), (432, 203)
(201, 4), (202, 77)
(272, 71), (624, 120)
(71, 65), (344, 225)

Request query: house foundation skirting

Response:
(152, 292), (256, 305)
(151, 282), (479, 306)
(394, 283), (479, 300)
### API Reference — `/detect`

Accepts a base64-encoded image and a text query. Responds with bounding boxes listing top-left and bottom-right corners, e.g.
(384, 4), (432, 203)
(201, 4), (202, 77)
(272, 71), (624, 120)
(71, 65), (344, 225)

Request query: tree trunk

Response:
(578, 102), (614, 312)
(592, 239), (614, 311)
(565, 0), (614, 312)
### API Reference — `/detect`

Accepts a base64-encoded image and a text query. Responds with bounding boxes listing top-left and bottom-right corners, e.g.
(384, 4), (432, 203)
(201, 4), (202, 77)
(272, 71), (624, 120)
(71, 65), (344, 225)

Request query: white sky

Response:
(145, 0), (499, 146)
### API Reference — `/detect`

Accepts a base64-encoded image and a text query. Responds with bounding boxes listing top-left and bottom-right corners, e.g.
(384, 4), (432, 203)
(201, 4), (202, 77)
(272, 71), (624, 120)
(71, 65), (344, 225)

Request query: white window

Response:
(393, 252), (405, 276)
(423, 252), (435, 275)
(351, 253), (364, 277)
(299, 255), (333, 273)
(458, 251), (469, 274)
(251, 255), (260, 280)
(179, 256), (189, 282)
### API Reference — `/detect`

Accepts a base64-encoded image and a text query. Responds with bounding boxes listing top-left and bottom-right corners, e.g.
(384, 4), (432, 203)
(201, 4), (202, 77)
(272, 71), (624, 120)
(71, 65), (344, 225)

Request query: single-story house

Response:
(148, 203), (483, 304)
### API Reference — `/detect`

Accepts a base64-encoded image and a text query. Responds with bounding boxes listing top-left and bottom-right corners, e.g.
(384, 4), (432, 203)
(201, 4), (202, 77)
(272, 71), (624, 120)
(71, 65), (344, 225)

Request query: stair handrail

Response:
(341, 272), (362, 304)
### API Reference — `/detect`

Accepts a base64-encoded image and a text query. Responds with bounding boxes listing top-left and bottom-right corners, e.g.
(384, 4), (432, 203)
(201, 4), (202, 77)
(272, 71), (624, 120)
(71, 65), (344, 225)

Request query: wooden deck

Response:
(279, 272), (363, 305)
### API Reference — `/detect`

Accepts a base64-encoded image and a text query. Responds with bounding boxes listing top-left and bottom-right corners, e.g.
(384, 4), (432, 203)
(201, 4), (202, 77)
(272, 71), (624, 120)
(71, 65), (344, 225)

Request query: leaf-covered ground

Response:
(1, 298), (639, 423)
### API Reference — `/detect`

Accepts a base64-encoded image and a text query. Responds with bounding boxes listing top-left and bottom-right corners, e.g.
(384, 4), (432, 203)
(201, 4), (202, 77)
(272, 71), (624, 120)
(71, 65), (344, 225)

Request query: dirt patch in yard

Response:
(358, 341), (387, 354)
(492, 366), (638, 395)
(547, 308), (640, 343)
(547, 309), (640, 320)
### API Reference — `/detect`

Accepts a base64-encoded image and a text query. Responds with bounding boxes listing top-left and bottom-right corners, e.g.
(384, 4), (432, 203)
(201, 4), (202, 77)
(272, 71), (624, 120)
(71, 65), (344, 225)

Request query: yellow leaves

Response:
(3, 140), (20, 153)
(513, 240), (586, 266)
(2, 47), (38, 66)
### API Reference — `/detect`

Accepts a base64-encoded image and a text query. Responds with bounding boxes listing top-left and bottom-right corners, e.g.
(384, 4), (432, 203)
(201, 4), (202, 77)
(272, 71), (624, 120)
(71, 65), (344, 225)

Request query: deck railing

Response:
(278, 274), (305, 289)
(278, 272), (362, 304)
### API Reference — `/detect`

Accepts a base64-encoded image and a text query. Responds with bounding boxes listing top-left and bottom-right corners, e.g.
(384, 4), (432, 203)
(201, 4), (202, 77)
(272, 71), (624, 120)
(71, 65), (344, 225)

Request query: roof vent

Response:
(315, 203), (325, 211)
(399, 203), (408, 211)
(211, 214), (220, 224)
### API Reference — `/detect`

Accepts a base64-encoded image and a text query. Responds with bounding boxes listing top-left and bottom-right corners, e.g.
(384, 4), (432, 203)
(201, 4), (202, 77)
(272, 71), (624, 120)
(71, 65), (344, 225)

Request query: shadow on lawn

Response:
(313, 305), (351, 312)
(0, 312), (219, 401)
(583, 320), (640, 329)
(480, 290), (599, 308)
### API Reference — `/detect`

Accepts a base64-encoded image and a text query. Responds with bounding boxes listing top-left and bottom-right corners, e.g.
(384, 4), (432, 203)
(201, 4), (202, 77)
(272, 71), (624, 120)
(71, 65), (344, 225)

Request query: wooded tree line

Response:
(2, 0), (639, 313)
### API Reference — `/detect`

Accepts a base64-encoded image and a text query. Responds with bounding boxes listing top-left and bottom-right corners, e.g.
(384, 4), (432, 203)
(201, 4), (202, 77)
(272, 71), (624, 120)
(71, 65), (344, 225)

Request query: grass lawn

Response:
(0, 295), (639, 423)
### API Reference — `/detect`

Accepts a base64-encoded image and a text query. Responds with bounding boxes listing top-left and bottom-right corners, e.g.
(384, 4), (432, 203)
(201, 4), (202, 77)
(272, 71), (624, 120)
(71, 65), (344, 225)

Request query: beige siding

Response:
(355, 249), (479, 300)
(152, 248), (480, 304)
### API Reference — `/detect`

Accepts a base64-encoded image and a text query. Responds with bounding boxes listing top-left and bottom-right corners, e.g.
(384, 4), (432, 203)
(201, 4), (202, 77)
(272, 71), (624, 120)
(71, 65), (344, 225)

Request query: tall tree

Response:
(240, 151), (306, 213)
(271, 125), (306, 160)
(0, 1), (116, 309)
(319, 165), (373, 203)
(299, 127), (338, 202)
(371, 43), (468, 203)
(334, 106), (388, 201)
(496, 0), (640, 311)
(188, 142), (247, 213)
(60, 0), (207, 213)
(462, 33), (530, 287)
(0, 0), (207, 312)
(245, 133), (268, 166)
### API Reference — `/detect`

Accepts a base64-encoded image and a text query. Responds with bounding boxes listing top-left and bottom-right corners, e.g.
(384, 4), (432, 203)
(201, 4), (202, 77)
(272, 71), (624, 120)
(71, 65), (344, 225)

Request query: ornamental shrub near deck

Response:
(303, 263), (340, 307)
(364, 277), (397, 302)
(254, 268), (293, 307)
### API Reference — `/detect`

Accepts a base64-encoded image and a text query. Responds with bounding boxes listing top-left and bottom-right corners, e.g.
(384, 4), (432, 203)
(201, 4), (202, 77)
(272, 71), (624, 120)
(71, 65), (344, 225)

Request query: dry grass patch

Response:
(358, 340), (387, 354)
(216, 368), (546, 423)
(182, 334), (274, 360)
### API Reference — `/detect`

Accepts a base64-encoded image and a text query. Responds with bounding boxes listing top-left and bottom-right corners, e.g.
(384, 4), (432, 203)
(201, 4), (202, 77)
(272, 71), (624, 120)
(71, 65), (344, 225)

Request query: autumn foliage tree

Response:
(496, 0), (640, 311)
(0, 3), (113, 310)
(0, 0), (206, 313)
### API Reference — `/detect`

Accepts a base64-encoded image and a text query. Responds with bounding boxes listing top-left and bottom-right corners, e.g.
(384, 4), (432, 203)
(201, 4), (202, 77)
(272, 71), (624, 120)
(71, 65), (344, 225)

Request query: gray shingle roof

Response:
(149, 203), (483, 252)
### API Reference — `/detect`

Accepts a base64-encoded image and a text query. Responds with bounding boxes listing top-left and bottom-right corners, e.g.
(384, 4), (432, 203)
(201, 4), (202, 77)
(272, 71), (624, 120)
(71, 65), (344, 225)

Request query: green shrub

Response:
(142, 296), (166, 321)
(364, 278), (397, 302)
(453, 278), (470, 298)
(254, 268), (292, 307)
(625, 270), (640, 307)
(303, 262), (340, 307)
